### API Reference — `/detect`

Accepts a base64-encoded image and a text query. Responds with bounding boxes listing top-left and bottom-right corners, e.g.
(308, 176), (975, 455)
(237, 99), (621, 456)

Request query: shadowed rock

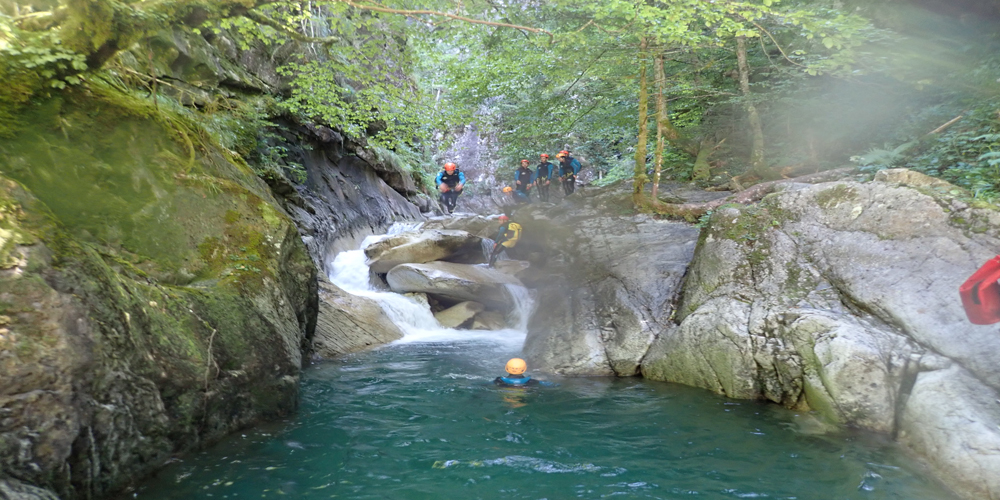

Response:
(433, 301), (484, 328)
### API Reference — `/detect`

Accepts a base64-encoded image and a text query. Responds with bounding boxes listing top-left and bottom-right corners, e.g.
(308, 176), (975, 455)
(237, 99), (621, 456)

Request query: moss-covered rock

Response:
(0, 83), (316, 499)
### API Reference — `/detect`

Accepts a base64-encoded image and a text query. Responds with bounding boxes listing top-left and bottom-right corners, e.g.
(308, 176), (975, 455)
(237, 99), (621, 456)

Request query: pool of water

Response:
(129, 337), (956, 500)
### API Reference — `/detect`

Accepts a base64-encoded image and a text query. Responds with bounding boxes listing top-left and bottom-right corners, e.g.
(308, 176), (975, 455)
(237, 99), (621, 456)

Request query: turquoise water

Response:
(130, 337), (957, 500)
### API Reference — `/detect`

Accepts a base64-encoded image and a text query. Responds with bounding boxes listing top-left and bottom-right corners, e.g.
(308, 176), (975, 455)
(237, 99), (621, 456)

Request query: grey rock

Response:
(0, 478), (61, 500)
(386, 262), (523, 310)
(312, 280), (403, 358)
(434, 301), (485, 329)
(517, 187), (702, 376)
(365, 229), (484, 273)
(640, 172), (1000, 498)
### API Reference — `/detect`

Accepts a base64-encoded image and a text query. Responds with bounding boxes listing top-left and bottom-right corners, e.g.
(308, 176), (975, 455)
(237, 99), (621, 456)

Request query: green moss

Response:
(815, 184), (858, 209)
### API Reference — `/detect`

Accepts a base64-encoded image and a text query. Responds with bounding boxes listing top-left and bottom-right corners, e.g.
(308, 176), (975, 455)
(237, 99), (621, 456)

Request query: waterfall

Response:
(328, 229), (530, 348)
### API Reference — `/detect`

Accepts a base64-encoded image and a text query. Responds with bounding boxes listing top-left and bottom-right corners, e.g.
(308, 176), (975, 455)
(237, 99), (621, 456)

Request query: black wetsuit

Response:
(515, 166), (534, 202)
(437, 169), (464, 213)
(559, 159), (576, 196)
(535, 161), (555, 202)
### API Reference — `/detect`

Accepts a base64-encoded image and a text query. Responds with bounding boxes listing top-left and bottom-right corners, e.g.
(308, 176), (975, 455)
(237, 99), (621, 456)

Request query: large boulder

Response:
(386, 262), (524, 310)
(421, 214), (501, 239)
(641, 170), (1000, 500)
(312, 280), (404, 357)
(516, 186), (706, 376)
(365, 229), (484, 273)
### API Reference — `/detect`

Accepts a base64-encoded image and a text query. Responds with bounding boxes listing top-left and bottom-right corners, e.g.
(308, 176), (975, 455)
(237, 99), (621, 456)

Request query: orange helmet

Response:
(540, 153), (549, 158)
(557, 150), (569, 157)
(498, 214), (509, 221)
(520, 159), (529, 164)
(502, 186), (513, 193)
(444, 162), (457, 170)
(505, 358), (526, 375)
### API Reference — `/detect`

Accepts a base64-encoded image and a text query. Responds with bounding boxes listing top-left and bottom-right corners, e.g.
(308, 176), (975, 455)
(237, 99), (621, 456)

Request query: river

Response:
(127, 231), (958, 500)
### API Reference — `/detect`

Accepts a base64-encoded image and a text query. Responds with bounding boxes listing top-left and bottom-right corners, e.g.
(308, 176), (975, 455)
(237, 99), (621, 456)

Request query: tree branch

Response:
(645, 167), (857, 218)
(747, 19), (805, 68)
(243, 9), (342, 44)
(336, 0), (555, 44)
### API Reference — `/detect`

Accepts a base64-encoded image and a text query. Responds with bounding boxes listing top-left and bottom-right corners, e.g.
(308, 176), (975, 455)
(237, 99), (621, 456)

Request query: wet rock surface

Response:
(312, 279), (404, 358)
(517, 184), (708, 376)
(364, 229), (484, 273)
(386, 261), (524, 310)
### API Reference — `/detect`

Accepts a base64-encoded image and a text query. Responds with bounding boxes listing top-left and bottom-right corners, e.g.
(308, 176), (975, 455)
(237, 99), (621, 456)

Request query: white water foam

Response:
(328, 233), (530, 348)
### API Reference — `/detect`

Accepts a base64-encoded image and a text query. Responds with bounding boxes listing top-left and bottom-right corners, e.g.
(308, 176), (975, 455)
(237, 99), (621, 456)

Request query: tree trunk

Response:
(736, 36), (767, 178)
(652, 53), (667, 200)
(633, 37), (650, 206)
(650, 167), (856, 219)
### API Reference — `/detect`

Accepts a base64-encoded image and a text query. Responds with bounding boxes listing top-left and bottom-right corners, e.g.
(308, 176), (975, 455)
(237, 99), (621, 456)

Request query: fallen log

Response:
(646, 167), (858, 220)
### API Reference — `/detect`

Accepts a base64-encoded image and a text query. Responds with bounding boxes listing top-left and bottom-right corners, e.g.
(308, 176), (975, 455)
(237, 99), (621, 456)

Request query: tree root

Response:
(644, 167), (858, 220)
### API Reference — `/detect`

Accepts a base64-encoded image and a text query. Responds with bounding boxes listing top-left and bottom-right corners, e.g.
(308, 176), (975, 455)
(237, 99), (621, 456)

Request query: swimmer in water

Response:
(494, 358), (540, 387)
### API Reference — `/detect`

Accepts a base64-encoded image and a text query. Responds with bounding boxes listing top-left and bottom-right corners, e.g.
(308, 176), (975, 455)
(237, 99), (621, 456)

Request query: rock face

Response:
(364, 229), (484, 273)
(641, 171), (1000, 500)
(386, 262), (524, 310)
(0, 88), (317, 500)
(516, 186), (705, 376)
(312, 279), (404, 357)
(264, 122), (424, 277)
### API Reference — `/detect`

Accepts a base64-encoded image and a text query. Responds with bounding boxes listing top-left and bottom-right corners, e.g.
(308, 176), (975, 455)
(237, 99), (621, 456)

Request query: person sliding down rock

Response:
(436, 162), (465, 214)
(488, 214), (521, 267)
(494, 358), (539, 387)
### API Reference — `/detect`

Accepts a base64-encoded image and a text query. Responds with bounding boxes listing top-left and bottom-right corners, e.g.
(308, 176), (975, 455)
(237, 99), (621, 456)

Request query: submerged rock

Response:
(365, 229), (484, 273)
(471, 310), (507, 330)
(641, 171), (1000, 500)
(386, 262), (523, 310)
(434, 301), (484, 329)
(312, 279), (404, 357)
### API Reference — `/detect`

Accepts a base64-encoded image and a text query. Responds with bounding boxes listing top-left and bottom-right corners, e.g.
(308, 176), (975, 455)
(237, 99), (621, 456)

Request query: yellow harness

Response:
(501, 222), (521, 248)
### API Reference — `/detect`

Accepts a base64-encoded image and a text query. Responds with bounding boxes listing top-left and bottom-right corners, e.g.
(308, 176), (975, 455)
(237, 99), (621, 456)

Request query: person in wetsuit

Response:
(556, 150), (582, 196)
(488, 214), (521, 267)
(534, 153), (555, 203)
(514, 159), (535, 203)
(494, 358), (540, 387)
(435, 162), (465, 214)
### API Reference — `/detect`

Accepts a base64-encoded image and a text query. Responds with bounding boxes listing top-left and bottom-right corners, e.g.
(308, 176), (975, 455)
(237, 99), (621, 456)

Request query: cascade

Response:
(328, 224), (529, 347)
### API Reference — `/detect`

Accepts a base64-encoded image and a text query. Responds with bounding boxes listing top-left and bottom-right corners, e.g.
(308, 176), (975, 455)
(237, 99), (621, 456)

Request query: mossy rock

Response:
(0, 83), (317, 499)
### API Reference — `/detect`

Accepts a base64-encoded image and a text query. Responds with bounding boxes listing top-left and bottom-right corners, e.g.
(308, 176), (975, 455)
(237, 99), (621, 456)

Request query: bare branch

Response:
(747, 19), (806, 68)
(244, 10), (343, 44)
(337, 0), (555, 44)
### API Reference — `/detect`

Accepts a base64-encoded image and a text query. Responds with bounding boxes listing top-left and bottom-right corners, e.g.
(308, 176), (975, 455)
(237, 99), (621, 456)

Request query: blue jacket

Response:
(436, 169), (466, 187)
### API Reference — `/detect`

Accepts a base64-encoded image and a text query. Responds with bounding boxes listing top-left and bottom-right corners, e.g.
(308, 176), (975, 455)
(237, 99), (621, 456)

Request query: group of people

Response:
(510, 150), (581, 203)
(435, 150), (582, 214)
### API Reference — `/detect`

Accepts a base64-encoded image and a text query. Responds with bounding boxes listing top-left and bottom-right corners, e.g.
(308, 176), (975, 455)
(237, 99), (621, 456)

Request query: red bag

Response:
(959, 256), (1000, 325)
